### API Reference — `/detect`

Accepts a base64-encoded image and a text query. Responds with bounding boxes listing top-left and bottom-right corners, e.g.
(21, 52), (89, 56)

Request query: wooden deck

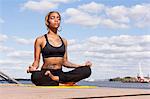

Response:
(0, 84), (150, 99)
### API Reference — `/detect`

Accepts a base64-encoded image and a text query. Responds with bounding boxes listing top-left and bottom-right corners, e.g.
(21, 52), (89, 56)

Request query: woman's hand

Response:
(27, 66), (37, 73)
(85, 61), (92, 67)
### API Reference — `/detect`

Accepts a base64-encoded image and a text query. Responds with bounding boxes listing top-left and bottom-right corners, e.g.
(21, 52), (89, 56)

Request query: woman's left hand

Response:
(85, 61), (92, 67)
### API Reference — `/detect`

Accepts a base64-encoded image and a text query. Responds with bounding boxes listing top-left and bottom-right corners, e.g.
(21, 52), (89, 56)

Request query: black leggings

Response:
(31, 66), (91, 86)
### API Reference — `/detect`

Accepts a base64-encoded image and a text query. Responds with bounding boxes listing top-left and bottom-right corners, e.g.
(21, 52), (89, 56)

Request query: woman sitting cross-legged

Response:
(27, 11), (92, 86)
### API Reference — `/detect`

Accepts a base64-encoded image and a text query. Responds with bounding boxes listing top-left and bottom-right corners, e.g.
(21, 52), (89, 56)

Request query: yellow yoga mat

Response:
(0, 84), (96, 88)
(21, 84), (96, 88)
(34, 85), (96, 88)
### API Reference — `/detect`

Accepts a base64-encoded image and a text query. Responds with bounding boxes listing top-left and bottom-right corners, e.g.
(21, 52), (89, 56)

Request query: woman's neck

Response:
(48, 29), (57, 36)
(49, 27), (57, 33)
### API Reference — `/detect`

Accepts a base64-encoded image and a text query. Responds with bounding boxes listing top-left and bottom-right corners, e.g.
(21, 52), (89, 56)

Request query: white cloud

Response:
(50, 0), (74, 3)
(0, 17), (4, 23)
(13, 36), (34, 45)
(0, 34), (8, 42)
(0, 45), (14, 53)
(106, 5), (129, 23)
(0, 60), (28, 67)
(64, 2), (129, 28)
(0, 34), (12, 52)
(129, 4), (150, 28)
(68, 39), (76, 45)
(0, 59), (32, 78)
(64, 2), (150, 29)
(7, 50), (33, 59)
(100, 19), (129, 29)
(69, 35), (150, 55)
(78, 1), (105, 14)
(67, 35), (150, 79)
(1, 34), (150, 79)
(22, 0), (76, 12)
(65, 8), (100, 27)
(21, 1), (150, 29)
(22, 0), (58, 11)
(129, 4), (149, 20)
(87, 35), (150, 52)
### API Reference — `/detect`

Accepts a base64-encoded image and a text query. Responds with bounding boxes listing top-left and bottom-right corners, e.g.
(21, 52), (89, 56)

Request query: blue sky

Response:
(0, 0), (150, 80)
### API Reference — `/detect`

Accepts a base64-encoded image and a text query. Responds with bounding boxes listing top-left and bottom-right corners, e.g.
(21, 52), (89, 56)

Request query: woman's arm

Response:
(62, 39), (92, 68)
(27, 37), (42, 73)
(32, 37), (42, 69)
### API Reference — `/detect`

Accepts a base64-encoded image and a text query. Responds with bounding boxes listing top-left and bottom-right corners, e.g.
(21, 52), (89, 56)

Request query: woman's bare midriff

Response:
(42, 57), (64, 70)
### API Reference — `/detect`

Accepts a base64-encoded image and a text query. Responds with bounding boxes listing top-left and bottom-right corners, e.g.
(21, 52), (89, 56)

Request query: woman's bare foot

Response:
(59, 82), (77, 86)
(45, 71), (59, 81)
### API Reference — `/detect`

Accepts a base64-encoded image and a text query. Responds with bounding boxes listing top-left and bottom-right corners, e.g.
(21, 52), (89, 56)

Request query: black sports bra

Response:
(41, 34), (65, 58)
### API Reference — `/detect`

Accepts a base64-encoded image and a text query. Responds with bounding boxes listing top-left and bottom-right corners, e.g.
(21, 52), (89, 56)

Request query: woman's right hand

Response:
(27, 66), (37, 73)
(85, 61), (92, 67)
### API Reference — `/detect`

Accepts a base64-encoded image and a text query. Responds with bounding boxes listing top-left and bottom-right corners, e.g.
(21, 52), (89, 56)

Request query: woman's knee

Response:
(80, 66), (91, 78)
(85, 66), (92, 77)
(31, 71), (41, 85)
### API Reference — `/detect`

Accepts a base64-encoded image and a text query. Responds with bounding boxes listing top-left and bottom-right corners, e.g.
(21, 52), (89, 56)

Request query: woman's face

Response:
(48, 12), (61, 29)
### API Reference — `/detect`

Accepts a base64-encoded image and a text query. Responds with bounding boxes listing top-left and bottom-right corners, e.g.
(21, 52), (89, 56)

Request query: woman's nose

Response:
(55, 19), (59, 22)
(54, 18), (58, 22)
(55, 18), (60, 22)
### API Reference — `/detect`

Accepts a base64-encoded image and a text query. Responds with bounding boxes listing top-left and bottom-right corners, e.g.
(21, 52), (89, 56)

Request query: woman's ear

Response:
(45, 15), (49, 27)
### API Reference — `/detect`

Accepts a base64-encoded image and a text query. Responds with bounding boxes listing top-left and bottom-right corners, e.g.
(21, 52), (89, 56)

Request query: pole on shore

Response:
(0, 71), (21, 84)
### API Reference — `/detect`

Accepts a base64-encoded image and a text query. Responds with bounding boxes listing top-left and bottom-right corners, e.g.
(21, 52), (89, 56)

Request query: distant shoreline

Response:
(109, 76), (150, 83)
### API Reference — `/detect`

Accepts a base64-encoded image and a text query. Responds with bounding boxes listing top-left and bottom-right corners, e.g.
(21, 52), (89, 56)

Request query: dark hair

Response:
(45, 11), (61, 30)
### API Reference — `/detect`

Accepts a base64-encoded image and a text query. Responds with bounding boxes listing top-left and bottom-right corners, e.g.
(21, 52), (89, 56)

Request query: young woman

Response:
(27, 11), (92, 86)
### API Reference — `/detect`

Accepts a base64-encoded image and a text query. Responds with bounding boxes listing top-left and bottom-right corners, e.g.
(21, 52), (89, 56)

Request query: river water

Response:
(1, 80), (150, 89)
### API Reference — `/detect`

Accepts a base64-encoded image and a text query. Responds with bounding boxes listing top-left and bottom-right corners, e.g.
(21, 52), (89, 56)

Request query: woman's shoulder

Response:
(36, 35), (45, 39)
(35, 34), (45, 43)
(61, 37), (67, 44)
